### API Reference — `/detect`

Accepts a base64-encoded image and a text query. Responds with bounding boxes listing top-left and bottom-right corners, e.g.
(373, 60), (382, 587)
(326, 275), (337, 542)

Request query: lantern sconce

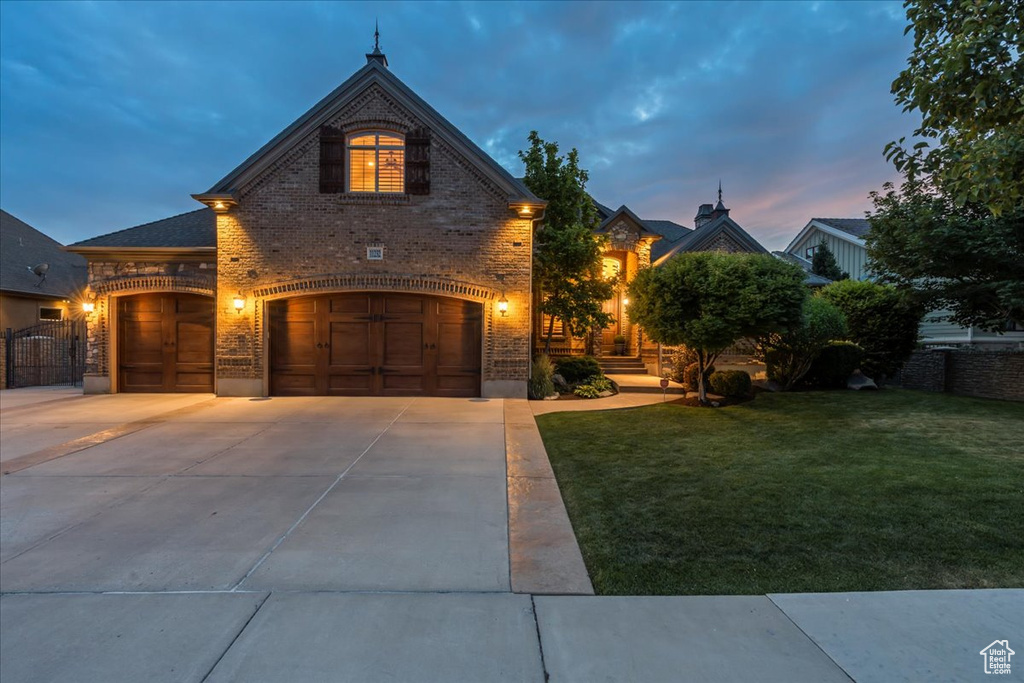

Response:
(497, 294), (509, 318)
(233, 293), (246, 313)
(82, 300), (96, 314)
(623, 297), (630, 306)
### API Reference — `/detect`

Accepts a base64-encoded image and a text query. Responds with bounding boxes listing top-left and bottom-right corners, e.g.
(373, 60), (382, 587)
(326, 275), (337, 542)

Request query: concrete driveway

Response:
(2, 388), (1019, 682)
(1, 393), (509, 593)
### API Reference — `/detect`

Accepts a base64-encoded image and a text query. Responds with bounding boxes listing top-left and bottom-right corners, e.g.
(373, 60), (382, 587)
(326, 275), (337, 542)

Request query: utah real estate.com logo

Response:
(980, 640), (1014, 675)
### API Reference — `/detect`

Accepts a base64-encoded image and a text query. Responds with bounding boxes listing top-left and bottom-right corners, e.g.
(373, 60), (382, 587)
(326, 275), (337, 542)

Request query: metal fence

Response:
(4, 320), (86, 389)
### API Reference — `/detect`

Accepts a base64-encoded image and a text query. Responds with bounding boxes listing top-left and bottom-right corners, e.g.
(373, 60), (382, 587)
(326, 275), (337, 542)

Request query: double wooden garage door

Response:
(269, 293), (482, 397)
(118, 293), (214, 392)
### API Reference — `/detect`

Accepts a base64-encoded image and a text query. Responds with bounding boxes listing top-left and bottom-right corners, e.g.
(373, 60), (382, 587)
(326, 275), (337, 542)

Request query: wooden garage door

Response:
(118, 293), (214, 393)
(270, 293), (481, 397)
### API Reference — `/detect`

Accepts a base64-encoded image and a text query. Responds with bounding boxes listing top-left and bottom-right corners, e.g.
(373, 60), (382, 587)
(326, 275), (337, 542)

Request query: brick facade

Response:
(900, 349), (1024, 402)
(78, 78), (533, 398)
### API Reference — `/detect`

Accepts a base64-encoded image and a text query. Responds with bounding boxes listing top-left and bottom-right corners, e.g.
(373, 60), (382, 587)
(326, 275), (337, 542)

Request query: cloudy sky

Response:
(0, 1), (917, 250)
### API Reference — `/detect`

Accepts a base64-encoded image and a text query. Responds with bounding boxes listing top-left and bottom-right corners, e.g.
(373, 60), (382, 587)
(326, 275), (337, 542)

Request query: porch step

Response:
(599, 356), (648, 375)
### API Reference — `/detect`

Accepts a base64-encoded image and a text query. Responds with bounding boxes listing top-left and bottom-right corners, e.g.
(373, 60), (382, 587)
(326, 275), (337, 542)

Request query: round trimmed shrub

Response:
(709, 370), (752, 397)
(555, 355), (602, 384)
(803, 341), (864, 388)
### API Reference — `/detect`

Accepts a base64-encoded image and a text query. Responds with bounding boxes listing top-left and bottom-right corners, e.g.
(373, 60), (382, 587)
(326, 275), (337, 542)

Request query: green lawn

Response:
(536, 389), (1024, 595)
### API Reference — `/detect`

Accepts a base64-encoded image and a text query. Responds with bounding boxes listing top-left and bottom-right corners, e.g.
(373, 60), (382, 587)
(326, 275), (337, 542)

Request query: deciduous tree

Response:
(628, 252), (805, 404)
(885, 0), (1024, 212)
(520, 131), (615, 353)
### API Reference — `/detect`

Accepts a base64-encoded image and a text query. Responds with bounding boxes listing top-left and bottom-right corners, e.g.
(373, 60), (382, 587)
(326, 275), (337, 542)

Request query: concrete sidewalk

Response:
(2, 588), (1019, 682)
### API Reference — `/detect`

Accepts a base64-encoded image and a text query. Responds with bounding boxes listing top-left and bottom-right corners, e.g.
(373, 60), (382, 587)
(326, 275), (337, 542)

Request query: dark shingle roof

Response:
(813, 218), (871, 239)
(68, 209), (216, 249)
(642, 219), (692, 244)
(0, 210), (87, 297)
(772, 250), (833, 286)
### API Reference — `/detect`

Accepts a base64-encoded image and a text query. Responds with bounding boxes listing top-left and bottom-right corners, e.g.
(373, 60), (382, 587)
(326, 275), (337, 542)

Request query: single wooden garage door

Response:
(118, 293), (214, 392)
(270, 293), (481, 397)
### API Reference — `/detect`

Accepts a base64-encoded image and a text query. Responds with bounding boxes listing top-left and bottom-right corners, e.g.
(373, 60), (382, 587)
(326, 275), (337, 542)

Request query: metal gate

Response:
(4, 320), (86, 389)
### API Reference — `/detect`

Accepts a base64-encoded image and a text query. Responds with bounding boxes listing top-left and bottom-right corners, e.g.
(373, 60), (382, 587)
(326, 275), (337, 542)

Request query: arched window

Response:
(348, 132), (405, 193)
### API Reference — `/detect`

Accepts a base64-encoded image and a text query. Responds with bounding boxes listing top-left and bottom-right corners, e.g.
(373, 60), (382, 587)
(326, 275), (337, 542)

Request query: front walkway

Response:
(0, 387), (1019, 682)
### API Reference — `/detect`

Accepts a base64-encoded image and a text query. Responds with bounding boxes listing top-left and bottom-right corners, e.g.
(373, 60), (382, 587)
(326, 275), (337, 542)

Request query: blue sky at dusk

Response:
(0, 1), (916, 250)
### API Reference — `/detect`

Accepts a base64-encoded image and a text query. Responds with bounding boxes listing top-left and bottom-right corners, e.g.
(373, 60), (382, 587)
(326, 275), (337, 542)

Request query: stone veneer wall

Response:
(900, 349), (1024, 401)
(216, 83), (532, 397)
(82, 261), (216, 389)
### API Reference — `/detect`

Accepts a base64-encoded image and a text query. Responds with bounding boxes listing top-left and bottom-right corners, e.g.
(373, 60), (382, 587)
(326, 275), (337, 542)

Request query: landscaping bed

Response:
(536, 389), (1024, 595)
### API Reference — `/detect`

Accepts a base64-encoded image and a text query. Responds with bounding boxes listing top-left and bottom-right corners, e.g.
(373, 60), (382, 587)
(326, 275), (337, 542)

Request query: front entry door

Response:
(601, 296), (620, 353)
(270, 293), (481, 397)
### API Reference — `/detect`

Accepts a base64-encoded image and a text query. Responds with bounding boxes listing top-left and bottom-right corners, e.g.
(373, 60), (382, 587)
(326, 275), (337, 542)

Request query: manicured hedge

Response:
(709, 370), (752, 397)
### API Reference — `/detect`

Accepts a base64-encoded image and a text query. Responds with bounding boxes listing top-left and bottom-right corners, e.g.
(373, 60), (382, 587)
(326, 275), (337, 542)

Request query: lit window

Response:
(541, 313), (565, 338)
(348, 132), (405, 193)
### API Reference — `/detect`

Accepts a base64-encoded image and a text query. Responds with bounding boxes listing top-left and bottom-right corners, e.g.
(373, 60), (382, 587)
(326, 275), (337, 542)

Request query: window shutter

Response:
(405, 128), (430, 195)
(319, 126), (346, 193)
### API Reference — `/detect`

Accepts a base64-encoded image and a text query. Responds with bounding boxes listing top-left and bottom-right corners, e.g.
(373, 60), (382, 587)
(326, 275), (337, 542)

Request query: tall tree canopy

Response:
(868, 179), (1024, 329)
(885, 0), (1024, 212)
(869, 1), (1024, 330)
(628, 252), (805, 403)
(520, 131), (614, 353)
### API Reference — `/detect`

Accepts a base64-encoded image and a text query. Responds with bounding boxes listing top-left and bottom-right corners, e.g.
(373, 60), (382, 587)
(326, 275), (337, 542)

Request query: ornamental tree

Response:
(520, 131), (615, 353)
(627, 252), (805, 404)
(757, 296), (847, 390)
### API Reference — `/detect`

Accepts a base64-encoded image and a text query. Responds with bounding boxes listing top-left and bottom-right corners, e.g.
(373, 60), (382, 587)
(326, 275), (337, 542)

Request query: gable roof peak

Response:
(366, 20), (389, 67)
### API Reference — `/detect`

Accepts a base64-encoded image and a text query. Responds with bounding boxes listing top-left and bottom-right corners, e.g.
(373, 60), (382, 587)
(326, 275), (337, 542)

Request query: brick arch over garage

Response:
(242, 275), (503, 397)
(84, 277), (216, 388)
(249, 274), (499, 305)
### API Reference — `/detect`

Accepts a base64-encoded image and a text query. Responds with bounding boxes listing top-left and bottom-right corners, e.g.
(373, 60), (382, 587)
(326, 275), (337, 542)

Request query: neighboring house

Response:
(66, 46), (542, 398)
(782, 217), (870, 280)
(780, 217), (1024, 349)
(534, 189), (771, 360)
(0, 209), (87, 331)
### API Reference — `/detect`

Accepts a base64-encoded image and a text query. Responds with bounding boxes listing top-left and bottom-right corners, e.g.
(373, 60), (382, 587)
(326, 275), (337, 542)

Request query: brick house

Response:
(535, 188), (769, 368)
(67, 48), (543, 398)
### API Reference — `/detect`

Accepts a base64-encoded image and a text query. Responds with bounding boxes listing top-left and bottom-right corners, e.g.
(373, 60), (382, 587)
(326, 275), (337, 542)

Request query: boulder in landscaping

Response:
(847, 370), (878, 390)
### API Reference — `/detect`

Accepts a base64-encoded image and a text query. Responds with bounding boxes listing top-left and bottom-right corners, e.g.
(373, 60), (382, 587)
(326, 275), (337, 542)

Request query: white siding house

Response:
(781, 218), (1024, 350)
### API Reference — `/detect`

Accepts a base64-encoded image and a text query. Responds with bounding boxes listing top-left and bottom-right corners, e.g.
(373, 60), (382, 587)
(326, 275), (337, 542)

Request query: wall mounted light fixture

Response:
(233, 294), (246, 313)
(497, 294), (509, 317)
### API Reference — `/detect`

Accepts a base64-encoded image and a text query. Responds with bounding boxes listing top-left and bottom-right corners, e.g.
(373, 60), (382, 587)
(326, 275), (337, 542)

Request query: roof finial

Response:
(718, 179), (722, 204)
(366, 20), (389, 67)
